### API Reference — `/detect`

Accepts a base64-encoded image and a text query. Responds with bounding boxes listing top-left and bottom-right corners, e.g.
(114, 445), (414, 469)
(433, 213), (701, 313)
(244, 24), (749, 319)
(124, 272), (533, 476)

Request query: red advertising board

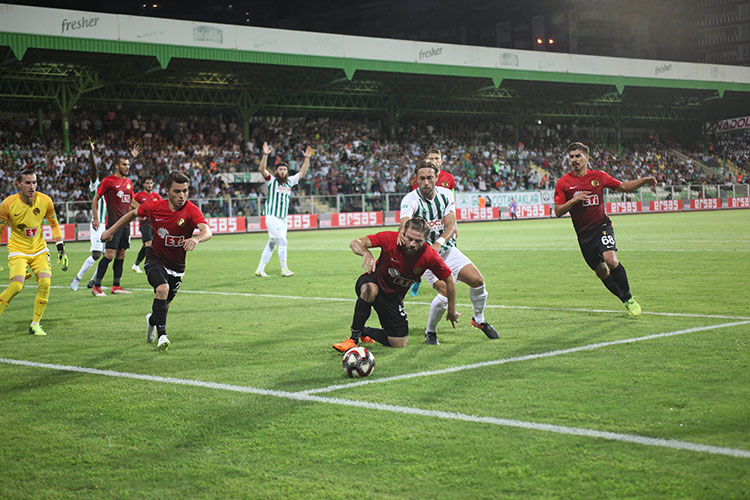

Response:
(690, 198), (721, 210)
(606, 201), (642, 214)
(649, 200), (683, 212)
(331, 211), (383, 227)
(260, 214), (317, 231)
(729, 197), (750, 208)
(517, 204), (551, 218)
(456, 207), (499, 221)
(2, 223), (76, 244)
(130, 217), (247, 237)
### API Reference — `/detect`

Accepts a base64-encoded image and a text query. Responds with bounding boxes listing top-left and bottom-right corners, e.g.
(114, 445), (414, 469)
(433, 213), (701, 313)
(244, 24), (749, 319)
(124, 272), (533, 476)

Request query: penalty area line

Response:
(300, 320), (750, 395)
(1, 357), (749, 460)
(52, 286), (750, 321)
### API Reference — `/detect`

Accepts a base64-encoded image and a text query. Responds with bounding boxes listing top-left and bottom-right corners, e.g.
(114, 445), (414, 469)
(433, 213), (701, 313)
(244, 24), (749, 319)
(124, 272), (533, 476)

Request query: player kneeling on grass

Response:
(333, 217), (460, 352)
(101, 171), (212, 351)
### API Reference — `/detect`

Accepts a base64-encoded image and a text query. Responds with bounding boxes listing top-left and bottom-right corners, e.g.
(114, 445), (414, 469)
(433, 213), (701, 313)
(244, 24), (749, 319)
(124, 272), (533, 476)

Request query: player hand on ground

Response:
(362, 253), (376, 273)
(303, 145), (313, 158)
(447, 310), (461, 327)
(182, 237), (199, 252)
(263, 142), (273, 155)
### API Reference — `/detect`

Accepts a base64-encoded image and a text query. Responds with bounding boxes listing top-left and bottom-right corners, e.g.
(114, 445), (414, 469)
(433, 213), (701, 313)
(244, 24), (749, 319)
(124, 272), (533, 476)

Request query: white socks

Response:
(278, 238), (288, 268)
(76, 255), (98, 280)
(426, 293), (448, 332)
(470, 284), (488, 324)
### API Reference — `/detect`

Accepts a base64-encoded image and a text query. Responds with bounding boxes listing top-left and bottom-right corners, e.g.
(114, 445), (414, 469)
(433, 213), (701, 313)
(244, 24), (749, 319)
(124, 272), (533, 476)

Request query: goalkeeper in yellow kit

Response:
(0, 168), (69, 335)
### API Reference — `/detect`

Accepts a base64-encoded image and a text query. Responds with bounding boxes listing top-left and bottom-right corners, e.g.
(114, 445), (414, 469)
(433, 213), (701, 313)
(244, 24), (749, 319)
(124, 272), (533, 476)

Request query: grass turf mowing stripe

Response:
(51, 286), (750, 320)
(2, 357), (749, 460)
(301, 320), (750, 394)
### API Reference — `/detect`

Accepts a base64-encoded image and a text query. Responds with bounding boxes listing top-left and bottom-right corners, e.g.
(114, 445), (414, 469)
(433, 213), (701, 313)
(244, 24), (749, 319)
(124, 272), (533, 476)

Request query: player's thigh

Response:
(140, 221), (154, 243)
(29, 252), (52, 277)
(145, 263), (169, 290)
(8, 255), (32, 280)
(90, 223), (105, 253)
(373, 295), (409, 337)
(267, 216), (287, 240)
(577, 228), (616, 271)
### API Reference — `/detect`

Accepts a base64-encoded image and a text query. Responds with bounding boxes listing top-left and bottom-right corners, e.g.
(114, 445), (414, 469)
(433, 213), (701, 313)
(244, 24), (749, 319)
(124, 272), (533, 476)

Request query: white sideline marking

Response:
(54, 286), (750, 321)
(302, 321), (750, 395)
(2, 357), (748, 460)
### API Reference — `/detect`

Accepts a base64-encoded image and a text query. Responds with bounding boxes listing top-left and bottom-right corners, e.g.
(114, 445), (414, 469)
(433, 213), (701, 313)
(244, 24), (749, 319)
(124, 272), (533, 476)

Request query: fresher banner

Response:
(728, 197), (750, 208)
(456, 207), (499, 221)
(517, 205), (551, 218)
(1, 223), (76, 244)
(456, 191), (549, 209)
(650, 200), (684, 212)
(331, 211), (383, 228)
(260, 214), (317, 231)
(690, 198), (721, 210)
(713, 115), (750, 133)
(606, 201), (642, 214)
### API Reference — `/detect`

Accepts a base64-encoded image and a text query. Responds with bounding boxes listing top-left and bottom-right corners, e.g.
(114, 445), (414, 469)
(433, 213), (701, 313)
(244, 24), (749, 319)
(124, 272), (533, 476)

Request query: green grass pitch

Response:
(1, 210), (749, 499)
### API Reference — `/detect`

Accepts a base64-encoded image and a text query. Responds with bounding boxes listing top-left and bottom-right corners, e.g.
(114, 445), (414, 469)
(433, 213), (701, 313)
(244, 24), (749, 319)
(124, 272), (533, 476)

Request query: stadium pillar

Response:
(37, 107), (43, 136)
(238, 91), (257, 147)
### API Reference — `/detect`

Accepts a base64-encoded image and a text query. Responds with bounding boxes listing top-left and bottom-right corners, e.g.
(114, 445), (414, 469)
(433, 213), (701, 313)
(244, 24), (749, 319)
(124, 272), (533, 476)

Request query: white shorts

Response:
(90, 222), (105, 252)
(266, 215), (288, 240)
(423, 246), (473, 286)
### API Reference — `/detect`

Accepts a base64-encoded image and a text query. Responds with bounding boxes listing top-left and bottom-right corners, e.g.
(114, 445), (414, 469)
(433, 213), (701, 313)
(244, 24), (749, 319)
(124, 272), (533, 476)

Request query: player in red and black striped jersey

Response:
(332, 217), (460, 352)
(102, 171), (212, 351)
(132, 176), (163, 273)
(554, 142), (656, 316)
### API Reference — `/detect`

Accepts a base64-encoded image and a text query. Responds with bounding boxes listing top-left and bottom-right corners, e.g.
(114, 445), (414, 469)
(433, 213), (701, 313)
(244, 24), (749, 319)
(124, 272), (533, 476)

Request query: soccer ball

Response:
(342, 346), (375, 378)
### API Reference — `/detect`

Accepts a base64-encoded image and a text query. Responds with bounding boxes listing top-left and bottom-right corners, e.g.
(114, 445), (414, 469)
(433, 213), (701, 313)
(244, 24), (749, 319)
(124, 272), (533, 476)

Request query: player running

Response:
(554, 141), (657, 316)
(399, 159), (499, 345)
(0, 169), (69, 335)
(255, 141), (312, 277)
(90, 145), (141, 296)
(333, 217), (459, 352)
(131, 176), (163, 273)
(101, 171), (212, 351)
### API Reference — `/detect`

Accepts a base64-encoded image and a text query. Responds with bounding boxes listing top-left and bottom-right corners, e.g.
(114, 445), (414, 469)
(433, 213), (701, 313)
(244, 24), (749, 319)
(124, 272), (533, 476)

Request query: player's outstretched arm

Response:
(91, 192), (102, 230)
(554, 191), (591, 218)
(101, 208), (138, 242)
(183, 222), (212, 252)
(397, 217), (410, 245)
(87, 137), (98, 183)
(444, 274), (460, 327)
(616, 176), (657, 193)
(129, 144), (142, 160)
(350, 236), (376, 273)
(434, 212), (457, 252)
(298, 145), (313, 178)
(259, 142), (273, 178)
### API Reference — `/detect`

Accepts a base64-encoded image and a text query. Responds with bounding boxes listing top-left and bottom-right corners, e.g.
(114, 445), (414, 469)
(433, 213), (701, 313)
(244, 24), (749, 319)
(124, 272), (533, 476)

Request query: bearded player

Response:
(554, 142), (656, 316)
(102, 171), (212, 351)
(0, 169), (69, 335)
(333, 217), (459, 352)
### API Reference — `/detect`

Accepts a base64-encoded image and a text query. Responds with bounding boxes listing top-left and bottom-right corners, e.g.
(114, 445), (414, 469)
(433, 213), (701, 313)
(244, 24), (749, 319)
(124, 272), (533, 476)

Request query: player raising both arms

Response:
(554, 142), (657, 316)
(333, 217), (459, 352)
(131, 176), (163, 273)
(0, 169), (69, 335)
(399, 160), (499, 345)
(102, 171), (212, 351)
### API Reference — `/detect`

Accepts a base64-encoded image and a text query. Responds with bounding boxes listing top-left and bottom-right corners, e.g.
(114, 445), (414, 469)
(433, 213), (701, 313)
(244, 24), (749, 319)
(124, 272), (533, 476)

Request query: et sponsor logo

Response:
(61, 16), (100, 34)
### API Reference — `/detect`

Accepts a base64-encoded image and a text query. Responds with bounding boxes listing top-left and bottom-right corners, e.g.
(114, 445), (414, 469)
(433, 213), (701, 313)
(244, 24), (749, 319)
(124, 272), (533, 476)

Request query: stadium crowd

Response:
(1, 111), (744, 213)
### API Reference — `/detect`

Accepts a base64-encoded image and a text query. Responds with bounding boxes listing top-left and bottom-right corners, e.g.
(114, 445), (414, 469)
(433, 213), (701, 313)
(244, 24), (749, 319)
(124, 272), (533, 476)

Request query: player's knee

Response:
(91, 251), (101, 260)
(359, 283), (378, 302)
(154, 284), (170, 300)
(605, 256), (619, 270)
(4, 279), (25, 300)
(278, 237), (288, 247)
(268, 238), (278, 249)
(595, 263), (610, 279)
(432, 282), (447, 296)
(37, 276), (50, 298)
(389, 336), (408, 348)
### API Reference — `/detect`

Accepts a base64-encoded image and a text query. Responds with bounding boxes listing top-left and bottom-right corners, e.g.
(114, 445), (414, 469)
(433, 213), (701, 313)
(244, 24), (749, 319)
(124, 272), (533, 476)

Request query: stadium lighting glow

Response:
(548, 38), (554, 44)
(536, 38), (543, 44)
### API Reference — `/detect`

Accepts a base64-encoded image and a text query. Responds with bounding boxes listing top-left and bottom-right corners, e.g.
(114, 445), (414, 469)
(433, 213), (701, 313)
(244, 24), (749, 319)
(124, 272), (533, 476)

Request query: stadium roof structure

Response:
(2, 3), (750, 151)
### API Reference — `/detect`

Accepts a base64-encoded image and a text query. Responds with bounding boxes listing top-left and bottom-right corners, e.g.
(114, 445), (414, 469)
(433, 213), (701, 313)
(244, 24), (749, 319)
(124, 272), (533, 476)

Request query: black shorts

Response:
(105, 224), (130, 250)
(145, 262), (183, 302)
(355, 274), (409, 337)
(140, 219), (154, 242)
(577, 223), (618, 270)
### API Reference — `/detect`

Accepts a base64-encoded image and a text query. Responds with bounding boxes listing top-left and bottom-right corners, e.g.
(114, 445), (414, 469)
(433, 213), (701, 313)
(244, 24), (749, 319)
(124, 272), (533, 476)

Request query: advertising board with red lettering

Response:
(456, 207), (499, 221)
(690, 198), (721, 210)
(649, 200), (683, 212)
(729, 197), (750, 208)
(330, 212), (383, 227)
(606, 201), (642, 214)
(260, 214), (317, 231)
(517, 204), (551, 218)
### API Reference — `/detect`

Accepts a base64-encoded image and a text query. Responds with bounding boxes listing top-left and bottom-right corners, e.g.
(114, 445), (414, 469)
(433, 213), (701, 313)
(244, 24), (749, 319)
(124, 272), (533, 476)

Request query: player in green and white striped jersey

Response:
(399, 159), (499, 345)
(71, 137), (108, 291)
(255, 141), (312, 277)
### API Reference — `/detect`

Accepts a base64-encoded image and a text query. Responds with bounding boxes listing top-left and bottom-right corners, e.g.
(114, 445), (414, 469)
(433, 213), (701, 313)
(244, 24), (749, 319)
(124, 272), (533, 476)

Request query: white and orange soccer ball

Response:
(342, 346), (375, 378)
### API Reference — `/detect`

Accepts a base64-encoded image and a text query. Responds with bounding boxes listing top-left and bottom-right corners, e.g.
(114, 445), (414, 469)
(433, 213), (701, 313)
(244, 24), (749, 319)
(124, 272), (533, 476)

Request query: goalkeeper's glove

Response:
(56, 242), (69, 271)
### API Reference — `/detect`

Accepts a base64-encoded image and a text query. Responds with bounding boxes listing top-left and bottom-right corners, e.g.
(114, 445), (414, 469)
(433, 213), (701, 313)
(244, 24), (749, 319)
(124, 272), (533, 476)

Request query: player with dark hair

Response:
(131, 176), (162, 273)
(255, 141), (313, 277)
(399, 160), (499, 345)
(0, 169), (69, 335)
(332, 217), (460, 352)
(101, 171), (212, 351)
(90, 146), (141, 296)
(554, 141), (657, 316)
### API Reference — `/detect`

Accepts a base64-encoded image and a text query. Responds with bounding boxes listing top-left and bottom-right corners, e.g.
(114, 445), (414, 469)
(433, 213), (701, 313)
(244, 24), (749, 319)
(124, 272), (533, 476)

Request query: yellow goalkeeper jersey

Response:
(0, 192), (61, 257)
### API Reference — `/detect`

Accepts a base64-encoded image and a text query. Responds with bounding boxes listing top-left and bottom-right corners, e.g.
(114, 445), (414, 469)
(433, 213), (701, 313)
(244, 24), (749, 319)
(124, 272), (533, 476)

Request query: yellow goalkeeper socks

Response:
(32, 277), (50, 323)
